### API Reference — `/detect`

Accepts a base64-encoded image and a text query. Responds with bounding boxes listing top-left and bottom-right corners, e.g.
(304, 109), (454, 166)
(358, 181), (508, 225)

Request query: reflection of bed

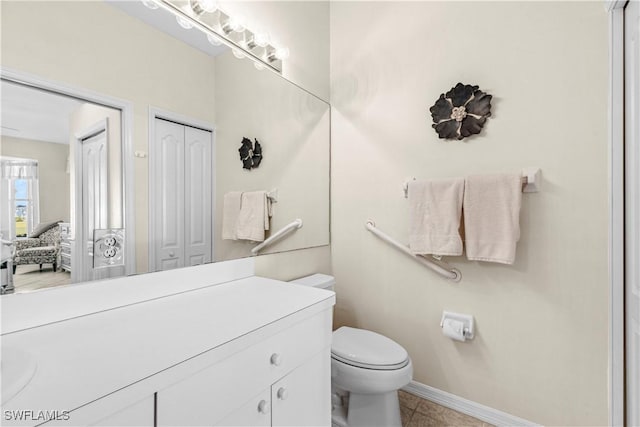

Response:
(12, 221), (62, 273)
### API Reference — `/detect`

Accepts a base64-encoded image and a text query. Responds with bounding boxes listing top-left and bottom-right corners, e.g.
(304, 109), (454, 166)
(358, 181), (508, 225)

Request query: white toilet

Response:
(290, 274), (413, 427)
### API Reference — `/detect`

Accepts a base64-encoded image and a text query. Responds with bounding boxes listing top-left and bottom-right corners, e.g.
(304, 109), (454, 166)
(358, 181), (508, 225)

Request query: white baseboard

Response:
(402, 381), (540, 427)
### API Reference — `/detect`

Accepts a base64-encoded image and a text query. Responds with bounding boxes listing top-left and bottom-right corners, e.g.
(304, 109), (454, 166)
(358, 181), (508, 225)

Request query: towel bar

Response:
(251, 219), (303, 255)
(402, 168), (541, 198)
(365, 220), (461, 282)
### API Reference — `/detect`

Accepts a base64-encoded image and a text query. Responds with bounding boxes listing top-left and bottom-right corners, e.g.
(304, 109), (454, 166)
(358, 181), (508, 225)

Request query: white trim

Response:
(403, 381), (539, 427)
(148, 107), (216, 272)
(607, 4), (626, 427)
(605, 0), (627, 12)
(0, 66), (136, 278)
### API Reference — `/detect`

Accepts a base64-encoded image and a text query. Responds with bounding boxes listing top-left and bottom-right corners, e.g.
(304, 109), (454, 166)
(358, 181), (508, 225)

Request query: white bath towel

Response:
(463, 174), (522, 264)
(236, 191), (271, 242)
(222, 192), (243, 240)
(408, 178), (464, 256)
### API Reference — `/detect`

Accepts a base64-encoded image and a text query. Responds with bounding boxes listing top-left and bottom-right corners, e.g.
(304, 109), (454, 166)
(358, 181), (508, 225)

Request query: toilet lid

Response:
(331, 327), (409, 370)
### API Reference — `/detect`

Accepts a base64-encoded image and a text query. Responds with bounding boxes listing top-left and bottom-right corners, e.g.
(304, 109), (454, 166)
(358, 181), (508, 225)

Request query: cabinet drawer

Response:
(157, 309), (331, 426)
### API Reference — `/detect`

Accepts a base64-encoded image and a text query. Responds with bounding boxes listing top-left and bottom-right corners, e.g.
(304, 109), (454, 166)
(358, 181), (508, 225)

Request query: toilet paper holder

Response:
(440, 311), (474, 341)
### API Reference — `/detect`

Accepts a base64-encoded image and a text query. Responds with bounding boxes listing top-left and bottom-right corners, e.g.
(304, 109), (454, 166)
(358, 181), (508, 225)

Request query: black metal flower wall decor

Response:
(238, 137), (263, 170)
(429, 83), (492, 140)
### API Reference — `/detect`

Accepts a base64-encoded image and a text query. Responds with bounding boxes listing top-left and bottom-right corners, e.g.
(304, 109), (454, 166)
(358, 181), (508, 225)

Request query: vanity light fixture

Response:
(269, 47), (290, 61)
(245, 30), (270, 50)
(175, 15), (193, 29)
(189, 0), (217, 15)
(142, 0), (159, 10)
(207, 33), (223, 47)
(222, 15), (246, 35)
(150, 0), (288, 73)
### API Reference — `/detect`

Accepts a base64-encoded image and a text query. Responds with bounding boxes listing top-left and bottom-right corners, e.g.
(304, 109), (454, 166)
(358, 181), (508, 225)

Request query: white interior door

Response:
(152, 117), (213, 272)
(625, 1), (640, 425)
(81, 129), (108, 282)
(153, 119), (185, 271)
(184, 126), (212, 266)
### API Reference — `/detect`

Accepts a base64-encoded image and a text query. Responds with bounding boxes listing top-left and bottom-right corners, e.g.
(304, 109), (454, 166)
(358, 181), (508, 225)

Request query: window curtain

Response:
(1, 158), (39, 180)
(0, 157), (40, 238)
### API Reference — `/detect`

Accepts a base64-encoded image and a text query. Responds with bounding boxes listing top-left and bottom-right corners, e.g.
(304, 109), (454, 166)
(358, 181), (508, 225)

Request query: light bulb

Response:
(254, 62), (266, 71)
(253, 31), (270, 48)
(176, 16), (193, 29)
(223, 15), (246, 34)
(207, 33), (223, 46)
(141, 0), (159, 10)
(232, 49), (246, 59)
(274, 47), (290, 60)
(190, 0), (217, 14)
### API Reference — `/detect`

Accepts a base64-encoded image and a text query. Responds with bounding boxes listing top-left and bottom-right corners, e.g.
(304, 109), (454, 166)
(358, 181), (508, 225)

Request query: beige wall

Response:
(1, 136), (70, 225)
(330, 2), (608, 426)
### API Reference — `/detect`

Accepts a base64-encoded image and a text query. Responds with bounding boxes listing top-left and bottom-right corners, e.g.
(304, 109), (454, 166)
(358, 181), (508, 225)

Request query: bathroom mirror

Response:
(0, 0), (329, 294)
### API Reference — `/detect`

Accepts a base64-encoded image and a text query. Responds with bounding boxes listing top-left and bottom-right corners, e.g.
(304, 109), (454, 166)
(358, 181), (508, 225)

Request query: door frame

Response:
(148, 107), (216, 272)
(0, 66), (136, 278)
(607, 1), (631, 425)
(73, 119), (109, 283)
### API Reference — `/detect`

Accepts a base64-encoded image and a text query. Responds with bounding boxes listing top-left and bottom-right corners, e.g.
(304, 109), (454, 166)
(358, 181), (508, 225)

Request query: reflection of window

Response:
(14, 179), (31, 237)
(1, 157), (39, 239)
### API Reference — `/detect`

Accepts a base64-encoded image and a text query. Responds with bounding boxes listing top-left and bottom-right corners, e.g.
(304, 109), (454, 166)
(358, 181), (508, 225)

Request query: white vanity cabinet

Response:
(216, 350), (330, 427)
(1, 275), (334, 427)
(157, 309), (332, 426)
(90, 396), (155, 426)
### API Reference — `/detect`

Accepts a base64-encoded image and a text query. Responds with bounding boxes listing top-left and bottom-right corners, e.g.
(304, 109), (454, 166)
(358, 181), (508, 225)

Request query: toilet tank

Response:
(289, 274), (335, 291)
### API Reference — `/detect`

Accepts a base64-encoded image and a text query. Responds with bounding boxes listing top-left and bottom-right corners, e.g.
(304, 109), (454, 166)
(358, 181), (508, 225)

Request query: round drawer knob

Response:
(257, 399), (270, 414)
(169, 251), (175, 257)
(270, 353), (282, 366)
(277, 387), (288, 401)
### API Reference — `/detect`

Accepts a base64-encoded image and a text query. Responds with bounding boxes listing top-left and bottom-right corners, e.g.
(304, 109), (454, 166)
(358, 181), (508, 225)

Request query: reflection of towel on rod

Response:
(236, 191), (272, 242)
(408, 178), (464, 257)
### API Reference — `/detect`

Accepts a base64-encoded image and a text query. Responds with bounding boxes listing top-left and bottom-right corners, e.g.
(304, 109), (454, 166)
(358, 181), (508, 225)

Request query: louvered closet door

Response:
(154, 119), (185, 271)
(184, 126), (212, 266)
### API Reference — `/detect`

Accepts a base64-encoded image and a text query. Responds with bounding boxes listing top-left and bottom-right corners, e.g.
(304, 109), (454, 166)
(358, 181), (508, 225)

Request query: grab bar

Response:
(365, 220), (461, 282)
(251, 219), (303, 255)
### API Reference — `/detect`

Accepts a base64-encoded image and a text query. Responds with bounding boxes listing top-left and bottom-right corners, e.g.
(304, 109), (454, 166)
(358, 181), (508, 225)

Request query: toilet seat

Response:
(331, 327), (409, 371)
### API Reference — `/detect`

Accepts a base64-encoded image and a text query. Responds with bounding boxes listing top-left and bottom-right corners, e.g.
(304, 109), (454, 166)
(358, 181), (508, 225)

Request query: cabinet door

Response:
(90, 395), (154, 426)
(271, 349), (331, 427)
(215, 388), (271, 427)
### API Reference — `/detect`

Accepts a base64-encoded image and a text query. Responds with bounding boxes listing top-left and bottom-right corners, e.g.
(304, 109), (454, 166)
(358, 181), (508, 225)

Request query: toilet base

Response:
(331, 388), (402, 427)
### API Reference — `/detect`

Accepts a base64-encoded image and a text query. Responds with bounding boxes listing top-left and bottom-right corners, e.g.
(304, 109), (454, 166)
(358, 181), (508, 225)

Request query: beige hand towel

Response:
(236, 191), (271, 242)
(463, 174), (522, 264)
(408, 178), (464, 256)
(222, 192), (242, 240)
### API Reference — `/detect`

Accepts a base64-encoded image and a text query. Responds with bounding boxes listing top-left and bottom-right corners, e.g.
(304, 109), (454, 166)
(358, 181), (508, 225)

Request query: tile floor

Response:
(399, 390), (493, 427)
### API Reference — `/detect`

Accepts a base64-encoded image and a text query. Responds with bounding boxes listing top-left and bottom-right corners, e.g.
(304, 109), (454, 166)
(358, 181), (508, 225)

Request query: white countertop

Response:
(1, 276), (335, 421)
